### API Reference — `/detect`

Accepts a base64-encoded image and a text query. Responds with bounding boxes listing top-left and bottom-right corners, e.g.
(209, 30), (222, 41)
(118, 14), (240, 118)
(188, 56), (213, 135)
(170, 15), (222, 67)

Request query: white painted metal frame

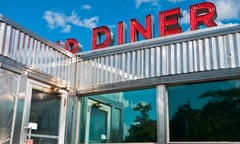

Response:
(84, 99), (111, 144)
(27, 80), (68, 144)
(10, 72), (20, 144)
(157, 85), (167, 144)
(19, 74), (32, 144)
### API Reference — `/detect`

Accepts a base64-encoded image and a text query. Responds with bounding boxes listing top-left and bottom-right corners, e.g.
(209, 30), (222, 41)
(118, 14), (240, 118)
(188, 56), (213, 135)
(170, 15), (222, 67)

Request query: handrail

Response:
(0, 14), (73, 83)
(31, 134), (58, 139)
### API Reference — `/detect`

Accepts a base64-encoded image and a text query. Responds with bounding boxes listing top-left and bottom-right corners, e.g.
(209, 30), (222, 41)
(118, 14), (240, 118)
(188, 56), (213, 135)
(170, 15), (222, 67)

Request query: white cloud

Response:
(122, 97), (130, 108)
(83, 17), (99, 29)
(209, 0), (240, 21)
(135, 0), (150, 8)
(107, 24), (116, 29)
(216, 21), (239, 26)
(123, 123), (130, 139)
(43, 11), (66, 29)
(123, 96), (145, 109)
(135, 101), (148, 107)
(168, 0), (186, 3)
(43, 10), (99, 33)
(61, 24), (71, 33)
(135, 0), (159, 9)
(181, 10), (189, 25)
(81, 4), (92, 10)
(123, 99), (136, 109)
(181, 0), (240, 27)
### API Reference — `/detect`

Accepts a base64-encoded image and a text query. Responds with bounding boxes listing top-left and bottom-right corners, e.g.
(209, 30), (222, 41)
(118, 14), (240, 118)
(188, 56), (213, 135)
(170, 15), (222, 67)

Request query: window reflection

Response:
(123, 89), (157, 142)
(30, 90), (60, 143)
(89, 107), (108, 142)
(80, 88), (157, 143)
(168, 79), (240, 141)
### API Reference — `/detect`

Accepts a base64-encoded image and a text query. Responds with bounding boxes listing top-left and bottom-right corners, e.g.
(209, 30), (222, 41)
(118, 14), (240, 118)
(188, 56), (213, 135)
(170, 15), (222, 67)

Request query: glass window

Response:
(79, 88), (157, 143)
(30, 90), (61, 143)
(0, 70), (18, 143)
(89, 106), (108, 142)
(168, 79), (240, 141)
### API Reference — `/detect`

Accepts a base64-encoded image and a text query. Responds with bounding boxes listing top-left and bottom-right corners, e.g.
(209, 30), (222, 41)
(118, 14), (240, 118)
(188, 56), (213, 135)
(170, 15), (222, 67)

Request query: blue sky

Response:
(0, 0), (239, 52)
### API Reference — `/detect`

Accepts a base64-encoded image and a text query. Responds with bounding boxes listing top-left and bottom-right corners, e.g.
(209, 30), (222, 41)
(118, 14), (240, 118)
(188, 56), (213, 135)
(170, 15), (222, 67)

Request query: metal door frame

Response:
(84, 99), (111, 143)
(20, 79), (68, 144)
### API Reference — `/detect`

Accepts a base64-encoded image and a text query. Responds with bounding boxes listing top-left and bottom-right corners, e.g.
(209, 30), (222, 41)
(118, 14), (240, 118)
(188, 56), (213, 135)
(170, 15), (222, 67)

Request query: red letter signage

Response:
(190, 2), (217, 30)
(130, 14), (153, 43)
(56, 38), (80, 54)
(159, 8), (182, 37)
(117, 21), (127, 45)
(64, 38), (79, 53)
(90, 2), (217, 50)
(92, 26), (114, 50)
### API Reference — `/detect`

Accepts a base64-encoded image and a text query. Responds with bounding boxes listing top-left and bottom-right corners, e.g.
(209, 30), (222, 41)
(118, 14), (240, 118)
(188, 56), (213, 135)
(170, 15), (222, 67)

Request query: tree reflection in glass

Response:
(169, 79), (240, 141)
(125, 102), (157, 142)
(84, 88), (157, 143)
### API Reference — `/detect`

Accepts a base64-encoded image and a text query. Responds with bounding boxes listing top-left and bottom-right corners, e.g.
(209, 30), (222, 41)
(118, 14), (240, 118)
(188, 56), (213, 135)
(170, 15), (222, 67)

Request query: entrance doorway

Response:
(85, 99), (111, 143)
(28, 90), (61, 144)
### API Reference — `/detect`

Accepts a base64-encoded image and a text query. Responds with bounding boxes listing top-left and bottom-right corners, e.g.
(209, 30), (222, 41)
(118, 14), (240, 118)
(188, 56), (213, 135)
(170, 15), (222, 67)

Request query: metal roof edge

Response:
(0, 14), (73, 57)
(78, 24), (240, 60)
(0, 56), (72, 89)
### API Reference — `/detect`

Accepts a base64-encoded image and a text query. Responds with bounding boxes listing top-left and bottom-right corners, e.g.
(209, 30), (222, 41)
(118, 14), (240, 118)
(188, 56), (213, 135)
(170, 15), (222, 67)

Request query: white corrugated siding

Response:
(77, 25), (240, 90)
(0, 16), (73, 82)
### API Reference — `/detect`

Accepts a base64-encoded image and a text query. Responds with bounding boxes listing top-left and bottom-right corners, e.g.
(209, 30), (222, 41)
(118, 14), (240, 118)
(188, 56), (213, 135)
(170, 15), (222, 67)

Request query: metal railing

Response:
(76, 24), (240, 90)
(0, 14), (73, 83)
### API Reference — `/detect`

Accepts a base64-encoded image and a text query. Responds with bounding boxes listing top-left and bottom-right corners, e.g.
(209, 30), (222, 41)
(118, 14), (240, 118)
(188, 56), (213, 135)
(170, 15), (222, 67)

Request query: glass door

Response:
(85, 99), (111, 143)
(27, 89), (63, 144)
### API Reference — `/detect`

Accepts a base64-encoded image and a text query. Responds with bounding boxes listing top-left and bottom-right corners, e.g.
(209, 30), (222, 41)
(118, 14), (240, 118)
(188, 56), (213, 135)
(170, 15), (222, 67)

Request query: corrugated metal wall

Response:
(0, 69), (18, 143)
(76, 25), (240, 90)
(1, 14), (240, 91)
(0, 15), (73, 82)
